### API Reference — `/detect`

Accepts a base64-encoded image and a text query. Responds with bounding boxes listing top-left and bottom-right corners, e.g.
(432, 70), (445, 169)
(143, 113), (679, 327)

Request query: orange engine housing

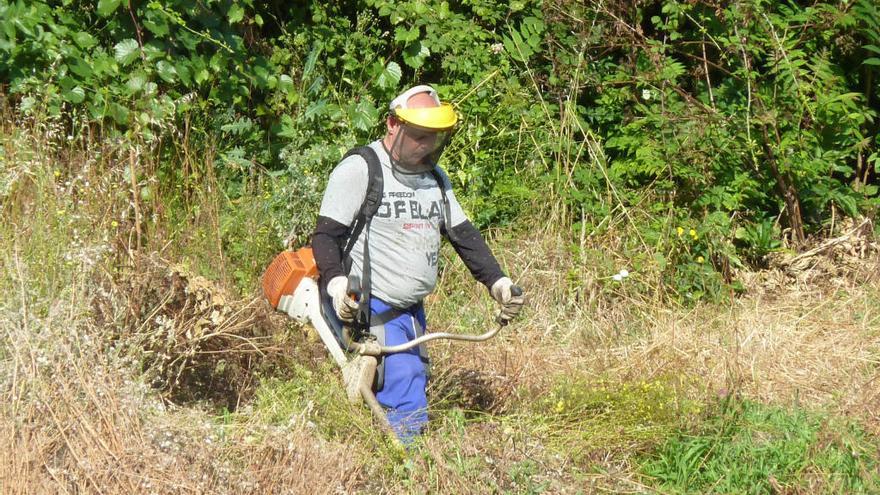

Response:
(262, 247), (318, 308)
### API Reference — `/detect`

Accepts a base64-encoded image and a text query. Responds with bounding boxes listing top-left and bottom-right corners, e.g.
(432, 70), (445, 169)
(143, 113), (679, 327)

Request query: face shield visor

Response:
(388, 104), (458, 173)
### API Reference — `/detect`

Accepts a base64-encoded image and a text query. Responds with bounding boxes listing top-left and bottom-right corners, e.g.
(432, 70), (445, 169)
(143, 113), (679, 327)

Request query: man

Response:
(311, 84), (524, 442)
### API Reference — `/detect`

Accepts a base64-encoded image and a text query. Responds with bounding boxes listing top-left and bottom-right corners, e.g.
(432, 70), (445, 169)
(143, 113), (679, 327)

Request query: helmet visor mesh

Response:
(388, 123), (455, 171)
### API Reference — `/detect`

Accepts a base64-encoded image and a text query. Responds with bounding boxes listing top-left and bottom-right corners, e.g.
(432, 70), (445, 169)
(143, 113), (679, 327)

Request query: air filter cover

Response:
(262, 247), (318, 308)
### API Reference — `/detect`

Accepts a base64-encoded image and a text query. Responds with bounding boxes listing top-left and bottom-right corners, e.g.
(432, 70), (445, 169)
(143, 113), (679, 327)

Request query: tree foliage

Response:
(1, 0), (878, 301)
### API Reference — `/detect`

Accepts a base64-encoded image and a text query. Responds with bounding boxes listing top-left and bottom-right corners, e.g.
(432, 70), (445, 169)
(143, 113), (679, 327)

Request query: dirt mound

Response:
(106, 254), (327, 410)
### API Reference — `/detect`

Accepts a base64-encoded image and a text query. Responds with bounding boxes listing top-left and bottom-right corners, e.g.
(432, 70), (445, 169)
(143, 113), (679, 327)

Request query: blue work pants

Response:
(371, 297), (429, 444)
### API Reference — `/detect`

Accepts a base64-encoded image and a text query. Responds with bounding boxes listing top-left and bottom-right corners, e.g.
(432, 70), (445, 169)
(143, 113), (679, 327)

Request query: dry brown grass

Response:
(431, 216), (880, 419)
(417, 221), (880, 492)
(0, 117), (364, 494)
(0, 255), (363, 494)
(3, 113), (879, 493)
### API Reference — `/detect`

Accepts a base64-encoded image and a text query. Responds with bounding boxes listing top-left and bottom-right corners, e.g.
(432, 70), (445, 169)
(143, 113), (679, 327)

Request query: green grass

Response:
(640, 398), (880, 494)
(248, 361), (387, 444)
(527, 374), (700, 459)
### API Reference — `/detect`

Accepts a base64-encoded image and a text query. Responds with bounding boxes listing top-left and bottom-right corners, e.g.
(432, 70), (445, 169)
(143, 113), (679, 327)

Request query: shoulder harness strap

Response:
(429, 167), (457, 244)
(341, 146), (384, 332)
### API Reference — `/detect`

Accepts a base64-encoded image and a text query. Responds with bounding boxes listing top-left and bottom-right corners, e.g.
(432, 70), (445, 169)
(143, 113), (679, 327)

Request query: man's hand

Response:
(327, 276), (359, 322)
(490, 277), (524, 324)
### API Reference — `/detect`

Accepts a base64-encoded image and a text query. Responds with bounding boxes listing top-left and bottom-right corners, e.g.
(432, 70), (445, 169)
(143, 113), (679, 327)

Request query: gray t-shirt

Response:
(318, 140), (468, 308)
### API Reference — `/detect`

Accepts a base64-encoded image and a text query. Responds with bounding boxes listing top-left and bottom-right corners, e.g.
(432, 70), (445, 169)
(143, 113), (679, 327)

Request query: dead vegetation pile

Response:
(97, 253), (327, 410)
(743, 216), (880, 295)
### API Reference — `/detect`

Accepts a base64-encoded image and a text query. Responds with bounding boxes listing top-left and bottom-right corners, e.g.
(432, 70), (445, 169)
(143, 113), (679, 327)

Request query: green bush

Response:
(554, 0), (880, 301)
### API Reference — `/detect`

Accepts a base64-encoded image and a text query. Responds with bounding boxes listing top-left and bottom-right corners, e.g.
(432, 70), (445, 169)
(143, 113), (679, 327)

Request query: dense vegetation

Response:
(2, 1), (880, 493)
(3, 0), (879, 300)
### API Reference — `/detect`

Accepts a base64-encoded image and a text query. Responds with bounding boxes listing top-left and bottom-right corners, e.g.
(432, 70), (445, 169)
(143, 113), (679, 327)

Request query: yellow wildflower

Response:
(689, 229), (697, 237)
(676, 226), (684, 237)
(697, 256), (705, 263)
(554, 400), (565, 414)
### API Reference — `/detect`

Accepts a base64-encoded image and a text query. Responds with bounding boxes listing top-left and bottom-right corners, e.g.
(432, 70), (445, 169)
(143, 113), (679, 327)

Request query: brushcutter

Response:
(261, 247), (521, 437)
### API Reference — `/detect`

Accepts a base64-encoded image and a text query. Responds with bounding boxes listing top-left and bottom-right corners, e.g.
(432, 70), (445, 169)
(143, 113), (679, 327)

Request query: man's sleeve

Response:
(446, 220), (506, 288)
(311, 156), (368, 281)
(437, 170), (506, 288)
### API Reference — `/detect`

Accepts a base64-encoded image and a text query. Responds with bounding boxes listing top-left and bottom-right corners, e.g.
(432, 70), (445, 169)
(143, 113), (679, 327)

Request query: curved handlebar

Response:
(343, 285), (524, 356)
(379, 325), (503, 354)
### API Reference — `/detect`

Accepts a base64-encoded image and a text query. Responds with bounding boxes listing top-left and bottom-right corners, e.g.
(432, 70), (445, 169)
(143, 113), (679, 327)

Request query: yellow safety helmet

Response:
(389, 85), (458, 131)
(393, 103), (458, 131)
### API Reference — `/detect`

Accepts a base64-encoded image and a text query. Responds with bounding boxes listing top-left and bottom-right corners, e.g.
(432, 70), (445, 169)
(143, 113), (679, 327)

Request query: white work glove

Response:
(327, 276), (358, 322)
(490, 277), (525, 324)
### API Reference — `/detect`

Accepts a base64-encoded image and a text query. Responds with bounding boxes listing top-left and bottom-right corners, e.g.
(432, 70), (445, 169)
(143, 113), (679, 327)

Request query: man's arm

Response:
(434, 169), (506, 288)
(312, 216), (349, 281)
(446, 219), (524, 324)
(444, 220), (506, 288)
(435, 169), (523, 322)
(311, 156), (368, 280)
